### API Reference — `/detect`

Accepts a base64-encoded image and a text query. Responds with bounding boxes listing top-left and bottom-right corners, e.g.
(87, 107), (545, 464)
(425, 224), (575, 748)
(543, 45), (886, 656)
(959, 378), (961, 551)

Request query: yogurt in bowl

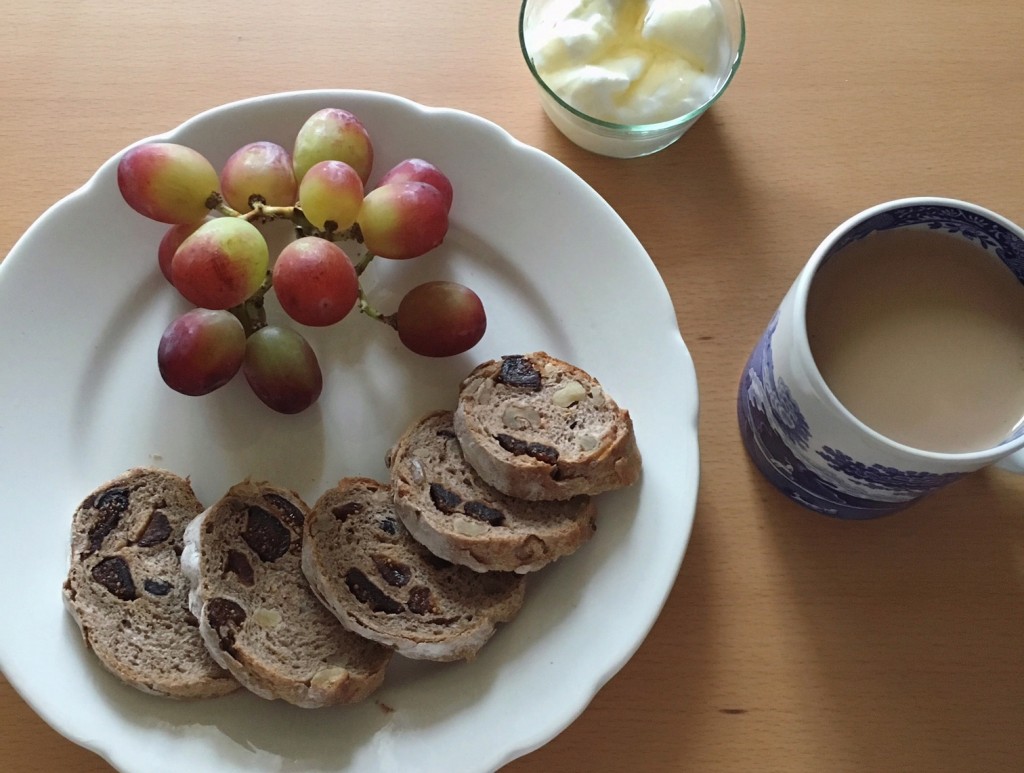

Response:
(520, 0), (745, 157)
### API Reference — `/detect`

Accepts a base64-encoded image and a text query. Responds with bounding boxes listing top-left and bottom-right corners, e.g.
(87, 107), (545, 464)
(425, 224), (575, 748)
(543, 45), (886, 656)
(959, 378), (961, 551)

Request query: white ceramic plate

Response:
(0, 90), (699, 772)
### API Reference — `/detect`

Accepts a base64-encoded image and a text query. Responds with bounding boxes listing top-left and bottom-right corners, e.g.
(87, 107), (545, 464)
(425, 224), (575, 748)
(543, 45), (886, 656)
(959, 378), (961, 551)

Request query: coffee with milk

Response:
(806, 227), (1024, 453)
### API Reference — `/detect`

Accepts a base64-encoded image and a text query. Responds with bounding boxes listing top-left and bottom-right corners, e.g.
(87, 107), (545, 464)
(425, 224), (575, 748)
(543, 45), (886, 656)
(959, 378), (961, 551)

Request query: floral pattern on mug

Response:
(739, 200), (1024, 519)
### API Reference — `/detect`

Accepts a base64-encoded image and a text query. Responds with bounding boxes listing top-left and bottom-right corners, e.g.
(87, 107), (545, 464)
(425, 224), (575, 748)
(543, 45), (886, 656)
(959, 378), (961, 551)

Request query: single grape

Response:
(298, 160), (364, 232)
(292, 108), (374, 184)
(157, 308), (246, 396)
(356, 181), (449, 260)
(157, 221), (204, 285)
(395, 281), (486, 357)
(272, 237), (359, 327)
(377, 158), (454, 213)
(117, 142), (219, 224)
(219, 141), (298, 212)
(171, 218), (269, 310)
(243, 325), (323, 414)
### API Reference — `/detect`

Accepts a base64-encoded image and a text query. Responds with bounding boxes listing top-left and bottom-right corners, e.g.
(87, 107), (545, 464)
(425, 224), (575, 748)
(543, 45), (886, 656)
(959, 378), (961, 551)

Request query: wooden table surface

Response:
(3, 1), (1023, 771)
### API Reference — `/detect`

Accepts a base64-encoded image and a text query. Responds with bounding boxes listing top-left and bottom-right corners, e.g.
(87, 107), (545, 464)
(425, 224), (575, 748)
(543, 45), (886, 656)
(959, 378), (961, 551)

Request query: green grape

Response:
(171, 218), (269, 309)
(117, 142), (219, 224)
(356, 181), (449, 260)
(157, 221), (204, 285)
(293, 108), (374, 184)
(220, 141), (298, 212)
(298, 160), (363, 232)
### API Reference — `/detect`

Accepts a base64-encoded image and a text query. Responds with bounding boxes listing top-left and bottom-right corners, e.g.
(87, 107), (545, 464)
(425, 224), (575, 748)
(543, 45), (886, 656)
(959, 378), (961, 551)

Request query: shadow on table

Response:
(540, 110), (763, 260)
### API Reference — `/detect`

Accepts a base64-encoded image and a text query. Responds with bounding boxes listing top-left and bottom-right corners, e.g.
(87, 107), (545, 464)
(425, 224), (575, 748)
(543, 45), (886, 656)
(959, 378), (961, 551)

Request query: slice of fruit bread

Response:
(181, 480), (391, 708)
(62, 467), (239, 699)
(453, 352), (642, 500)
(303, 477), (527, 662)
(388, 410), (598, 574)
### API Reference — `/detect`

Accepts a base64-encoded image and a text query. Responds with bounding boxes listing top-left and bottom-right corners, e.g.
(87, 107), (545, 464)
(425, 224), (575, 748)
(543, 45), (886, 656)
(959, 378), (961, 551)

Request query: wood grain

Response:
(2, 1), (1023, 771)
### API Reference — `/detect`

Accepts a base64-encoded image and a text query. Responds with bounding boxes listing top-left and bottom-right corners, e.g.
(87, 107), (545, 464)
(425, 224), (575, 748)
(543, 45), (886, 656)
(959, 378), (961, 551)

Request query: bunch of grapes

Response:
(116, 108), (486, 414)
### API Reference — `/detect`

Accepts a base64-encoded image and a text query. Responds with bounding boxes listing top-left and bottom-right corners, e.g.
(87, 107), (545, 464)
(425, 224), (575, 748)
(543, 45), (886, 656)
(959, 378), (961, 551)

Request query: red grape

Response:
(157, 221), (203, 285)
(357, 181), (449, 260)
(137, 108), (474, 416)
(219, 141), (297, 212)
(117, 142), (219, 224)
(298, 160), (363, 232)
(396, 281), (486, 357)
(157, 309), (245, 396)
(243, 325), (323, 414)
(171, 218), (269, 309)
(293, 108), (374, 184)
(272, 237), (359, 327)
(378, 158), (453, 213)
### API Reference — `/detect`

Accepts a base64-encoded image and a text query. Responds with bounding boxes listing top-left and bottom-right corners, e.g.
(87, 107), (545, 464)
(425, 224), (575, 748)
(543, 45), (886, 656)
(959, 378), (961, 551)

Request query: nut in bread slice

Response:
(302, 477), (527, 662)
(453, 352), (642, 500)
(180, 480), (391, 708)
(62, 467), (239, 699)
(388, 410), (598, 574)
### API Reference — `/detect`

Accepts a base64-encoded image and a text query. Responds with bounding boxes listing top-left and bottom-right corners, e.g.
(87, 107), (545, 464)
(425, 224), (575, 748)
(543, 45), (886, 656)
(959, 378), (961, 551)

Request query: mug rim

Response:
(792, 195), (1024, 464)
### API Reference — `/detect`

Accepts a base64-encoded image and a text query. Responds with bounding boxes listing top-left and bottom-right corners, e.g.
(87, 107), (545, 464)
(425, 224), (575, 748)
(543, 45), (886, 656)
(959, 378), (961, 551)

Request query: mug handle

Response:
(996, 448), (1024, 474)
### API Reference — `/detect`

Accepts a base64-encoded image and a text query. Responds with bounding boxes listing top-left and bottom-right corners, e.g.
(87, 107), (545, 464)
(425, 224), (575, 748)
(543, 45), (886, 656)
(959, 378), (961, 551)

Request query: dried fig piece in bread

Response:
(388, 410), (598, 573)
(454, 352), (642, 500)
(302, 477), (527, 661)
(181, 480), (391, 708)
(62, 468), (239, 699)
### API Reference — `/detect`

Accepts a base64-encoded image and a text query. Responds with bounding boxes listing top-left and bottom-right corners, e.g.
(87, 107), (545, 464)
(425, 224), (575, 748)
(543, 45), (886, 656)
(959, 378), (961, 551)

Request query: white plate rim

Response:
(0, 89), (700, 772)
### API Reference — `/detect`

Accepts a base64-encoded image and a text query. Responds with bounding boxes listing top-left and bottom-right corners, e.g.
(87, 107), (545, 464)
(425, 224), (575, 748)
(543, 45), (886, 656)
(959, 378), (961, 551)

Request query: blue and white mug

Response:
(737, 197), (1024, 519)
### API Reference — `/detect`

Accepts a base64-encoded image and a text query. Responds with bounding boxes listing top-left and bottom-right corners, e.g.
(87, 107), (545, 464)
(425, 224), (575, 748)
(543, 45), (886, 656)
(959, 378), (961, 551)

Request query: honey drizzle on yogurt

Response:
(526, 0), (729, 125)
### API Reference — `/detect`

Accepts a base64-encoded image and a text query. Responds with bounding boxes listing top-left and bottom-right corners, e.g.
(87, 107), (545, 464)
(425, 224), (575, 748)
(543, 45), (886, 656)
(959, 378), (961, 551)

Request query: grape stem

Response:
(209, 193), (294, 224)
(207, 192), (389, 331)
(207, 192), (341, 241)
(230, 273), (271, 336)
(352, 250), (376, 276)
(208, 194), (242, 218)
(357, 289), (397, 330)
(243, 204), (297, 222)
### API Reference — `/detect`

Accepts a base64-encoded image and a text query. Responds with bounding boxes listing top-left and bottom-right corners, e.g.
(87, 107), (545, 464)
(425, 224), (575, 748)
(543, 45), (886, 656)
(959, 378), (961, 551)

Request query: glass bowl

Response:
(519, 0), (745, 158)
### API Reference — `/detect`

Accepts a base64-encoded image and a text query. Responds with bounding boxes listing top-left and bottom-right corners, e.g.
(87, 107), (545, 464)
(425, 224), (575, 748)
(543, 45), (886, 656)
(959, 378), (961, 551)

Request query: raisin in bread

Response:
(62, 468), (239, 699)
(180, 480), (391, 708)
(387, 410), (598, 573)
(453, 352), (642, 501)
(302, 477), (526, 662)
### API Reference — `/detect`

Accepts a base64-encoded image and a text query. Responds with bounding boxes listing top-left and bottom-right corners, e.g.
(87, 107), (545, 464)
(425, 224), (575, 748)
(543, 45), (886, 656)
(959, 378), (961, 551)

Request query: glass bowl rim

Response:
(518, 0), (746, 134)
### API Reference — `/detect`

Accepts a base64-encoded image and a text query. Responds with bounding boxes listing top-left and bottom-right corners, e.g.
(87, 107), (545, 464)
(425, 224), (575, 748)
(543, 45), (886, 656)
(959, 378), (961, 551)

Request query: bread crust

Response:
(453, 353), (641, 500)
(388, 410), (598, 573)
(62, 467), (239, 699)
(302, 477), (526, 661)
(180, 480), (391, 708)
